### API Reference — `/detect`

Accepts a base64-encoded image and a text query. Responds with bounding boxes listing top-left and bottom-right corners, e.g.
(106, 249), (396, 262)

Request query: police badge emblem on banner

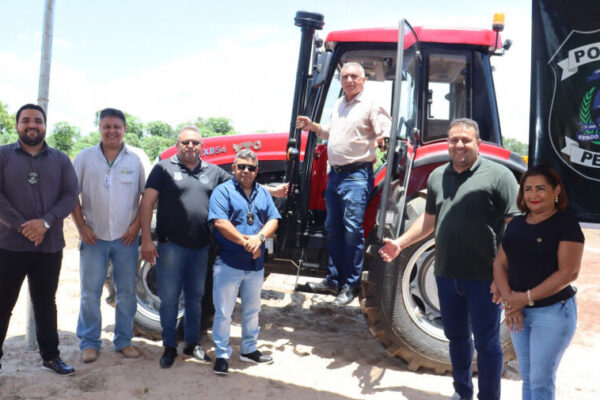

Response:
(549, 31), (600, 180)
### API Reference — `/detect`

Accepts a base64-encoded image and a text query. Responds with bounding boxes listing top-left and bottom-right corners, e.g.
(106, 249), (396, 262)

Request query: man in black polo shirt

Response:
(379, 118), (519, 400)
(139, 126), (230, 368)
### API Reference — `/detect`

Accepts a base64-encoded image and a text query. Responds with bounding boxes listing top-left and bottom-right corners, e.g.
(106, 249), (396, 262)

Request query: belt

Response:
(158, 236), (169, 243)
(331, 162), (372, 174)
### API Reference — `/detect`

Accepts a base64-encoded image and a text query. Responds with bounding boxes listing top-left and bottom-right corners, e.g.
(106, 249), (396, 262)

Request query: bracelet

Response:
(526, 289), (534, 306)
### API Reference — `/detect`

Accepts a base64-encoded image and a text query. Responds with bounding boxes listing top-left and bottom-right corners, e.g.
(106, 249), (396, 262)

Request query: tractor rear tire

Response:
(360, 196), (515, 373)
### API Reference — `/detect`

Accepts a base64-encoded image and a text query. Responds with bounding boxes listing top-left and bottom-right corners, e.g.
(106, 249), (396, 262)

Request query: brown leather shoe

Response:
(119, 346), (140, 359)
(81, 348), (99, 363)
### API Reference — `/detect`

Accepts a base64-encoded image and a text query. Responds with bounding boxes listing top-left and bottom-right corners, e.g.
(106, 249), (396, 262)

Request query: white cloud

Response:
(0, 51), (40, 110)
(1, 36), (298, 137)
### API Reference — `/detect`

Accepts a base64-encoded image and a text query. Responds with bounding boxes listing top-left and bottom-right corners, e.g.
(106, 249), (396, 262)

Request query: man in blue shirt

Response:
(208, 149), (280, 375)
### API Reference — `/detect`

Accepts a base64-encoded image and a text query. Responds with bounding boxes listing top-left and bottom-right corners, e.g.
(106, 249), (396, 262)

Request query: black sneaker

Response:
(213, 358), (228, 375)
(159, 346), (177, 368)
(333, 285), (357, 305)
(306, 279), (338, 296)
(240, 350), (273, 364)
(42, 357), (75, 375)
(182, 343), (211, 363)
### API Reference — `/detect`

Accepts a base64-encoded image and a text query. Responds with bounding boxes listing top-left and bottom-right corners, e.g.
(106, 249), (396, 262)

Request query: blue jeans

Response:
(156, 241), (208, 348)
(324, 167), (373, 289)
(77, 238), (139, 351)
(436, 277), (503, 400)
(510, 297), (577, 400)
(212, 258), (264, 359)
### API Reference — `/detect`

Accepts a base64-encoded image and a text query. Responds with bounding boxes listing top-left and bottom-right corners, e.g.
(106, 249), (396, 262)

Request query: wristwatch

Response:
(526, 289), (535, 306)
(258, 233), (266, 242)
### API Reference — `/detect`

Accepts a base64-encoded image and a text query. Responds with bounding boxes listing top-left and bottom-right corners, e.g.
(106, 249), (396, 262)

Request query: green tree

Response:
(503, 137), (528, 156)
(177, 117), (236, 138)
(0, 102), (17, 145)
(203, 117), (234, 135)
(124, 113), (145, 138)
(146, 120), (175, 139)
(71, 132), (101, 156)
(48, 121), (80, 155)
(140, 135), (173, 161)
(124, 132), (141, 148)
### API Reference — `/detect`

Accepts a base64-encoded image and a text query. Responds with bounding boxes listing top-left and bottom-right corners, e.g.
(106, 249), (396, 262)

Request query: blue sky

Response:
(0, 0), (531, 141)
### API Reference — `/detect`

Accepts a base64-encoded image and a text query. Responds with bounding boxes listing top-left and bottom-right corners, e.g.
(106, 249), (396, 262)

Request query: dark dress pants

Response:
(0, 248), (62, 362)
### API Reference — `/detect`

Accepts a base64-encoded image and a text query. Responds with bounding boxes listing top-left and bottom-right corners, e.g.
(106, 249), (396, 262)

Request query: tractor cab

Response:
(278, 13), (525, 270)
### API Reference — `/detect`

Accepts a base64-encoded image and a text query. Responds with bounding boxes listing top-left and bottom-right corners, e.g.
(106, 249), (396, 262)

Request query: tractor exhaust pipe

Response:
(285, 11), (324, 181)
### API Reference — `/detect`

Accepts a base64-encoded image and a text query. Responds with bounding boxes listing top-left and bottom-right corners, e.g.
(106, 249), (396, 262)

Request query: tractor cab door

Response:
(376, 20), (421, 240)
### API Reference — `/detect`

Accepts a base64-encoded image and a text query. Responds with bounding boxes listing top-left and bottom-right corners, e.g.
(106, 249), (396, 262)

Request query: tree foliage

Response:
(124, 113), (145, 138)
(0, 102), (17, 145)
(503, 137), (528, 156)
(146, 120), (175, 139)
(177, 117), (236, 138)
(48, 121), (80, 155)
(71, 132), (101, 157)
(140, 136), (173, 161)
(2, 101), (237, 159)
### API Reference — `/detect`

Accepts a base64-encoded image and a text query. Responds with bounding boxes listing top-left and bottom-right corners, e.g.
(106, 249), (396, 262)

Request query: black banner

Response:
(530, 0), (600, 225)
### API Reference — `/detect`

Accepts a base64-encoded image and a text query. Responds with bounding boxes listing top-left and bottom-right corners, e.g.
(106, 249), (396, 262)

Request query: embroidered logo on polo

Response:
(549, 29), (600, 181)
(173, 171), (183, 181)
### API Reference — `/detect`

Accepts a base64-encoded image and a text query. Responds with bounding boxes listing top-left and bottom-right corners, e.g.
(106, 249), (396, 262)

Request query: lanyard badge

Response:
(104, 174), (113, 187)
(27, 172), (38, 185)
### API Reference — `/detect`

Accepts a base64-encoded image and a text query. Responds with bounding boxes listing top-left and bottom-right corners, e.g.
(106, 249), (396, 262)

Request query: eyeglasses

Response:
(236, 164), (257, 172)
(180, 140), (201, 146)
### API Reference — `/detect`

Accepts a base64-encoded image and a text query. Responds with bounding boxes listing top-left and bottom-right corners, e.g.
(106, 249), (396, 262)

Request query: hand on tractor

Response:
(379, 238), (402, 263)
(267, 182), (289, 198)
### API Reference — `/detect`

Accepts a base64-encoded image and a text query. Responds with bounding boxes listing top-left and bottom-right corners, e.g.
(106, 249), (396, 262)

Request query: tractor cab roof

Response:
(325, 27), (500, 50)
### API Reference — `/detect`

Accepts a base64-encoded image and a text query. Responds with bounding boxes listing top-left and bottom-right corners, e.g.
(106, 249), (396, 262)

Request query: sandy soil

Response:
(0, 219), (598, 400)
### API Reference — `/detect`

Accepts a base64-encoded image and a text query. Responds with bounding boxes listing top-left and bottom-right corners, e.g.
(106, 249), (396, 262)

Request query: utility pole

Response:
(26, 0), (56, 351)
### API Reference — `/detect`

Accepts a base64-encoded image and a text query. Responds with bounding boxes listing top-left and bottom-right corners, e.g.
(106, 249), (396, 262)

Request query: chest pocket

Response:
(118, 167), (137, 184)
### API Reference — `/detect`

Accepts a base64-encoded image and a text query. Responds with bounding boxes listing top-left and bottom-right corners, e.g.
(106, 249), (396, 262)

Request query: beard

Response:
(18, 129), (45, 146)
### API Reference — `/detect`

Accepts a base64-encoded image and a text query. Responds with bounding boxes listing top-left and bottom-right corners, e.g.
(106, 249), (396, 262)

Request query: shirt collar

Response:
(14, 140), (49, 156)
(232, 178), (259, 198)
(170, 154), (203, 173)
(447, 154), (482, 176)
(342, 88), (365, 105)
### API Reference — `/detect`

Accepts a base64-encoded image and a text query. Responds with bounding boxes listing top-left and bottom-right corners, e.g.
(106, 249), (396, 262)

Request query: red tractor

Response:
(131, 11), (526, 373)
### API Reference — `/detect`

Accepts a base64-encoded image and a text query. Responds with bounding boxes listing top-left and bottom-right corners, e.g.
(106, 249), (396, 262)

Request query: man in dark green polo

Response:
(378, 118), (519, 400)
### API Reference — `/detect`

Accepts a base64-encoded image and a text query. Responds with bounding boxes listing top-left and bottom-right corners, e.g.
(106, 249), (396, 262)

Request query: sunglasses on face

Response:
(236, 164), (257, 172)
(180, 140), (201, 146)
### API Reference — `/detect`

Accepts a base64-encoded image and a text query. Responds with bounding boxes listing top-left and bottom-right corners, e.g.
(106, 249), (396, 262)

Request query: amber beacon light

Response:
(493, 12), (505, 32)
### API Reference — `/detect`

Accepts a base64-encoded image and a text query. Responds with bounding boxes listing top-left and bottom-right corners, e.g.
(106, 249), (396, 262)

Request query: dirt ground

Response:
(0, 218), (598, 400)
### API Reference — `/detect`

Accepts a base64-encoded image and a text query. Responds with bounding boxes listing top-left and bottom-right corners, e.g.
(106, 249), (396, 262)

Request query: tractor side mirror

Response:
(312, 51), (332, 88)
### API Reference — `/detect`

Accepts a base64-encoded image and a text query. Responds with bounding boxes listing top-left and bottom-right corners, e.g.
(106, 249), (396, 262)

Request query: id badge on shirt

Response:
(104, 174), (113, 187)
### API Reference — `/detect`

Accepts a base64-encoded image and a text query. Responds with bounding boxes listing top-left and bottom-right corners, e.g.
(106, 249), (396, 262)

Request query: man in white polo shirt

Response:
(72, 108), (151, 363)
